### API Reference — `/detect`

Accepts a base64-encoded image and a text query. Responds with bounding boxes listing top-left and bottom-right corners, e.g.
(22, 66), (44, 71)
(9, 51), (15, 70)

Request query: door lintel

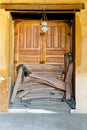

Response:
(0, 3), (84, 12)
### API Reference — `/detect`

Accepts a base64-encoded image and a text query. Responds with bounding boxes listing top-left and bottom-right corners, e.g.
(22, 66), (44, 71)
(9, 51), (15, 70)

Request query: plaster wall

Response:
(0, 0), (87, 113)
(0, 0), (83, 4)
(75, 4), (87, 113)
(0, 10), (11, 111)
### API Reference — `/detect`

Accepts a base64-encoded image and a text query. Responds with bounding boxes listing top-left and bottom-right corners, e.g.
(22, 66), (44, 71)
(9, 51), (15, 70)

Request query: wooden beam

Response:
(10, 10), (76, 13)
(0, 3), (84, 11)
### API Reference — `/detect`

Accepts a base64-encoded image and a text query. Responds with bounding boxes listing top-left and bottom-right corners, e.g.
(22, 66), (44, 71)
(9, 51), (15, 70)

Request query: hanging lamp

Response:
(41, 0), (48, 33)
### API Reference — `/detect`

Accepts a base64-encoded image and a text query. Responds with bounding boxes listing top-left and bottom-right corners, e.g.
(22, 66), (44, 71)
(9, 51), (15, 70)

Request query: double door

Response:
(14, 20), (71, 68)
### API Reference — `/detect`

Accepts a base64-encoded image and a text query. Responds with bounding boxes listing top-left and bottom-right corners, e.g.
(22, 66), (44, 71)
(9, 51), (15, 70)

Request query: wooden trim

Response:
(0, 3), (84, 11)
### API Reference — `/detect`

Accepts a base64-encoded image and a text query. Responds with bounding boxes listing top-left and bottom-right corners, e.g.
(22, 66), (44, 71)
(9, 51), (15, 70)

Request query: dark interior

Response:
(11, 12), (74, 20)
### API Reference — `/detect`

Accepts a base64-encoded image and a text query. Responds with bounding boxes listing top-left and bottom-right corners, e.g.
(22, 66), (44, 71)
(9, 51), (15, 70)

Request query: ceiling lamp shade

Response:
(41, 21), (48, 33)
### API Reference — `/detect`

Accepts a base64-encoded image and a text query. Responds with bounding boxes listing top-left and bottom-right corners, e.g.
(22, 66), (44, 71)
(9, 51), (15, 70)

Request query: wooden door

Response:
(14, 20), (71, 78)
(45, 21), (71, 65)
(14, 20), (41, 65)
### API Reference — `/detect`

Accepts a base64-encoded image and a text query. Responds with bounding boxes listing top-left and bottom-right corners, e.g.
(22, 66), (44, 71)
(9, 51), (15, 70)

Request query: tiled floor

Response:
(0, 113), (87, 130)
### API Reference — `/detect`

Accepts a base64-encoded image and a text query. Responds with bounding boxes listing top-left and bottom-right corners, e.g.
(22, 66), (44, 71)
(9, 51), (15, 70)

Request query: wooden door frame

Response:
(72, 13), (75, 100)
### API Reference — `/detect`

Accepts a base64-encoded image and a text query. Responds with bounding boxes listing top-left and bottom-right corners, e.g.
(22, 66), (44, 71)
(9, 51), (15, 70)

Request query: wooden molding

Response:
(0, 3), (84, 11)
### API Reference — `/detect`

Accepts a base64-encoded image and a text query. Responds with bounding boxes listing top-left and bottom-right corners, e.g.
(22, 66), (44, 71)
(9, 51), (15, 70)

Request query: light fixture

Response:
(41, 0), (48, 33)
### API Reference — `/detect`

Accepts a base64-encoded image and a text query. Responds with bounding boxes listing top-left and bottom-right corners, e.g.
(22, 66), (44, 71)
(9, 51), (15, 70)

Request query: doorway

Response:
(10, 12), (75, 112)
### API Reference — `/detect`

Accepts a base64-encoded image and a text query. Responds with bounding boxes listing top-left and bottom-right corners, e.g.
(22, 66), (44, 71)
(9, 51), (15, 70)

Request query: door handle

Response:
(40, 61), (45, 64)
(14, 61), (17, 63)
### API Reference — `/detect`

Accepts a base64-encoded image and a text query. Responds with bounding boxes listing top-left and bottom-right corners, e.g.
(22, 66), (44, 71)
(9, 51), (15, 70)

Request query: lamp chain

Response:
(43, 0), (46, 20)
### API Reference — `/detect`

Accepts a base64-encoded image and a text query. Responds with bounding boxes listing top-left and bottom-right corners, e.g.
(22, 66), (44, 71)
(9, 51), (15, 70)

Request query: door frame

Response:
(9, 11), (76, 103)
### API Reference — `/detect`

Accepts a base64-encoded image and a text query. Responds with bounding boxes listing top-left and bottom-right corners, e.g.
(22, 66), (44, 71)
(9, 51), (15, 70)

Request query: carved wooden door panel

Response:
(45, 21), (71, 65)
(14, 20), (71, 77)
(14, 20), (41, 65)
